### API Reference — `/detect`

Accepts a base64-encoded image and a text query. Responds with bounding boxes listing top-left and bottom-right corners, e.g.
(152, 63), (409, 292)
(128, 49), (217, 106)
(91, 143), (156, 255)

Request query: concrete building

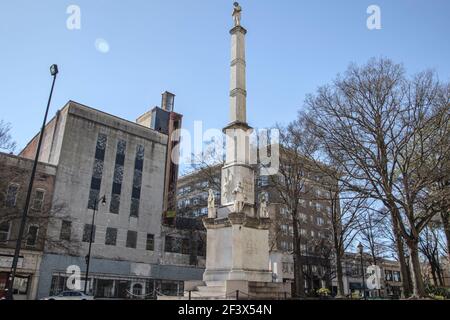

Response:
(0, 152), (57, 300)
(17, 95), (202, 299)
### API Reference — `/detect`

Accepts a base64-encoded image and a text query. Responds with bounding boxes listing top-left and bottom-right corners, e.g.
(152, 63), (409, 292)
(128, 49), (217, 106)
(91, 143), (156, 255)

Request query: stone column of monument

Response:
(202, 3), (272, 289)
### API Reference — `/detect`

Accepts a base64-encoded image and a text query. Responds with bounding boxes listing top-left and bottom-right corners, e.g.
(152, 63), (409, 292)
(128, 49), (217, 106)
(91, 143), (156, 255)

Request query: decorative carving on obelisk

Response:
(232, 2), (242, 26)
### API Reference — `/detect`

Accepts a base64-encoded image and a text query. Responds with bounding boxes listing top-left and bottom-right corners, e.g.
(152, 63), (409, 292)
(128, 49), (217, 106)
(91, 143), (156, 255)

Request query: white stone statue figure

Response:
(207, 189), (217, 219)
(232, 181), (245, 213)
(232, 2), (242, 26)
(259, 193), (269, 218)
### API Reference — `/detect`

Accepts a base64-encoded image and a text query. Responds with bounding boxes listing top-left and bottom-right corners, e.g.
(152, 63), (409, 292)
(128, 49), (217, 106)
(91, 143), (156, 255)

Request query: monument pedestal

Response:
(202, 213), (272, 283)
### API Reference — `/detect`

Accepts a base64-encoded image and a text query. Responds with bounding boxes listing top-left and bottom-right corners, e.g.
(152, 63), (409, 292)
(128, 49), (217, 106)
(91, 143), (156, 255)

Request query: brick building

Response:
(0, 152), (57, 299)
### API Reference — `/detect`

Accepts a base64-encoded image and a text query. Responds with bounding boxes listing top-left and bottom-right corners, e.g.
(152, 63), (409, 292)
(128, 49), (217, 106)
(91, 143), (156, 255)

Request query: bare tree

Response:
(419, 226), (446, 287)
(303, 58), (449, 297)
(0, 120), (16, 153)
(267, 120), (322, 298)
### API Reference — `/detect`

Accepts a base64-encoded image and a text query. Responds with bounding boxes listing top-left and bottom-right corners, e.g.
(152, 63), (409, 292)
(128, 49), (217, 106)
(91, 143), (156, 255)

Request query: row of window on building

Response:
(58, 220), (155, 251)
(164, 235), (205, 256)
(279, 224), (328, 238)
(87, 133), (145, 218)
(0, 221), (39, 247)
(3, 184), (46, 211)
(281, 262), (325, 275)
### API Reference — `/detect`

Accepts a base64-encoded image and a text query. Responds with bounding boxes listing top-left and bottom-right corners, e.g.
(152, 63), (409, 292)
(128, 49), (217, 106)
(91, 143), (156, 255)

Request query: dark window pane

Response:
(6, 184), (19, 208)
(82, 224), (96, 243)
(32, 189), (45, 211)
(0, 222), (11, 243)
(60, 220), (72, 241)
(26, 226), (39, 247)
(146, 234), (154, 251)
(132, 187), (141, 199)
(88, 189), (100, 210)
(130, 198), (140, 217)
(132, 170), (142, 189)
(109, 194), (120, 214)
(126, 231), (137, 248)
(90, 177), (102, 191)
(105, 228), (117, 246)
(112, 183), (122, 195)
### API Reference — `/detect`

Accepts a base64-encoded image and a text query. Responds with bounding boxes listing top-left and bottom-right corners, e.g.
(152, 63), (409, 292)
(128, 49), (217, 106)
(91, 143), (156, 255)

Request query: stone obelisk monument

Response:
(170, 4), (289, 300)
(200, 3), (274, 297)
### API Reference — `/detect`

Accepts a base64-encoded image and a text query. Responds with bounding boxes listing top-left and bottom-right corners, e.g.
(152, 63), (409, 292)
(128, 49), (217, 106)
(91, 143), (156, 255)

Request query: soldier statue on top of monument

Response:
(232, 2), (242, 26)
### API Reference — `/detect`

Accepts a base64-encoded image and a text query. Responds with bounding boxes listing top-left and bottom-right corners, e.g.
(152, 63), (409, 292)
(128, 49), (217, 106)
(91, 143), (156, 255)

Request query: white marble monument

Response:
(201, 2), (272, 288)
(162, 4), (290, 300)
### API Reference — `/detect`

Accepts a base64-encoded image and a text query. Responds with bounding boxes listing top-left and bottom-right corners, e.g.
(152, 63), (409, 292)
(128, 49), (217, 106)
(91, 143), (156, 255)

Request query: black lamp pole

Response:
(358, 243), (366, 300)
(6, 64), (59, 300)
(84, 195), (105, 294)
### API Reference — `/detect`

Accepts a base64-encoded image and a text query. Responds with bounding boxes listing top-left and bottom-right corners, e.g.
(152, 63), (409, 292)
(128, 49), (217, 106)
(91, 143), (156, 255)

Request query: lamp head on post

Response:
(50, 64), (59, 76)
(357, 242), (364, 255)
(101, 195), (107, 206)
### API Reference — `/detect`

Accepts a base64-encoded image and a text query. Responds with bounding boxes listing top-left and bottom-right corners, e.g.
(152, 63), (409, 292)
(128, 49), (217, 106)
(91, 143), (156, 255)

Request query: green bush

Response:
(426, 285), (450, 299)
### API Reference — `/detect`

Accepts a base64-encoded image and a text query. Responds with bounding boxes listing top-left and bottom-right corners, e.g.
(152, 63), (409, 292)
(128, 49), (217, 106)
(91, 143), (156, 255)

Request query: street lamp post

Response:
(358, 242), (366, 300)
(84, 195), (106, 294)
(6, 64), (59, 300)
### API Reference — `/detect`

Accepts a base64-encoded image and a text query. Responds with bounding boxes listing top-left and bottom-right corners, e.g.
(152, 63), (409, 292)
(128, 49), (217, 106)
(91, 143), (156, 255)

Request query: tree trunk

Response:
(409, 240), (426, 297)
(335, 252), (345, 297)
(391, 212), (411, 297)
(292, 216), (305, 298)
(441, 212), (450, 264)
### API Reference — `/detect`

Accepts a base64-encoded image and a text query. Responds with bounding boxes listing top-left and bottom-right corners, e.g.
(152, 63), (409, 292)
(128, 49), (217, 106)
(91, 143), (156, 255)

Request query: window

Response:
(385, 270), (393, 281)
(393, 271), (401, 282)
(105, 228), (118, 246)
(130, 145), (145, 217)
(88, 134), (107, 209)
(60, 220), (72, 241)
(300, 229), (306, 236)
(26, 225), (39, 247)
(0, 222), (11, 243)
(5, 184), (19, 208)
(259, 176), (269, 187)
(182, 238), (190, 255)
(299, 213), (307, 222)
(316, 217), (325, 226)
(146, 234), (154, 251)
(281, 224), (289, 235)
(110, 140), (126, 214)
(32, 189), (45, 211)
(288, 225), (293, 235)
(126, 231), (137, 248)
(82, 224), (96, 243)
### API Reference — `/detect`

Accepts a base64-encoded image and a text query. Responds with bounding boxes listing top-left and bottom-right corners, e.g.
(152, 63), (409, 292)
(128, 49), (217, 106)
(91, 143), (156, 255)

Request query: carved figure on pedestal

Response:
(259, 193), (269, 218)
(233, 181), (246, 213)
(207, 189), (217, 219)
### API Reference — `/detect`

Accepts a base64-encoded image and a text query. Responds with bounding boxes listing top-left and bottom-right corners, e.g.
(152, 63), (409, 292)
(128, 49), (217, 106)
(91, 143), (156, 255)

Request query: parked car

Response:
(41, 291), (95, 300)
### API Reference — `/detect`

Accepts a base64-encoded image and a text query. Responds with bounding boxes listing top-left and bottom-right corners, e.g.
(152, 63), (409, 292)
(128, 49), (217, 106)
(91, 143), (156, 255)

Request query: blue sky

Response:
(1, 0), (449, 152)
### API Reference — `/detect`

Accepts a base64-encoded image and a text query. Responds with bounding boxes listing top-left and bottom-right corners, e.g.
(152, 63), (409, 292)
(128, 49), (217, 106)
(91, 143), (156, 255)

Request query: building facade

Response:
(0, 152), (57, 300)
(17, 96), (202, 299)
